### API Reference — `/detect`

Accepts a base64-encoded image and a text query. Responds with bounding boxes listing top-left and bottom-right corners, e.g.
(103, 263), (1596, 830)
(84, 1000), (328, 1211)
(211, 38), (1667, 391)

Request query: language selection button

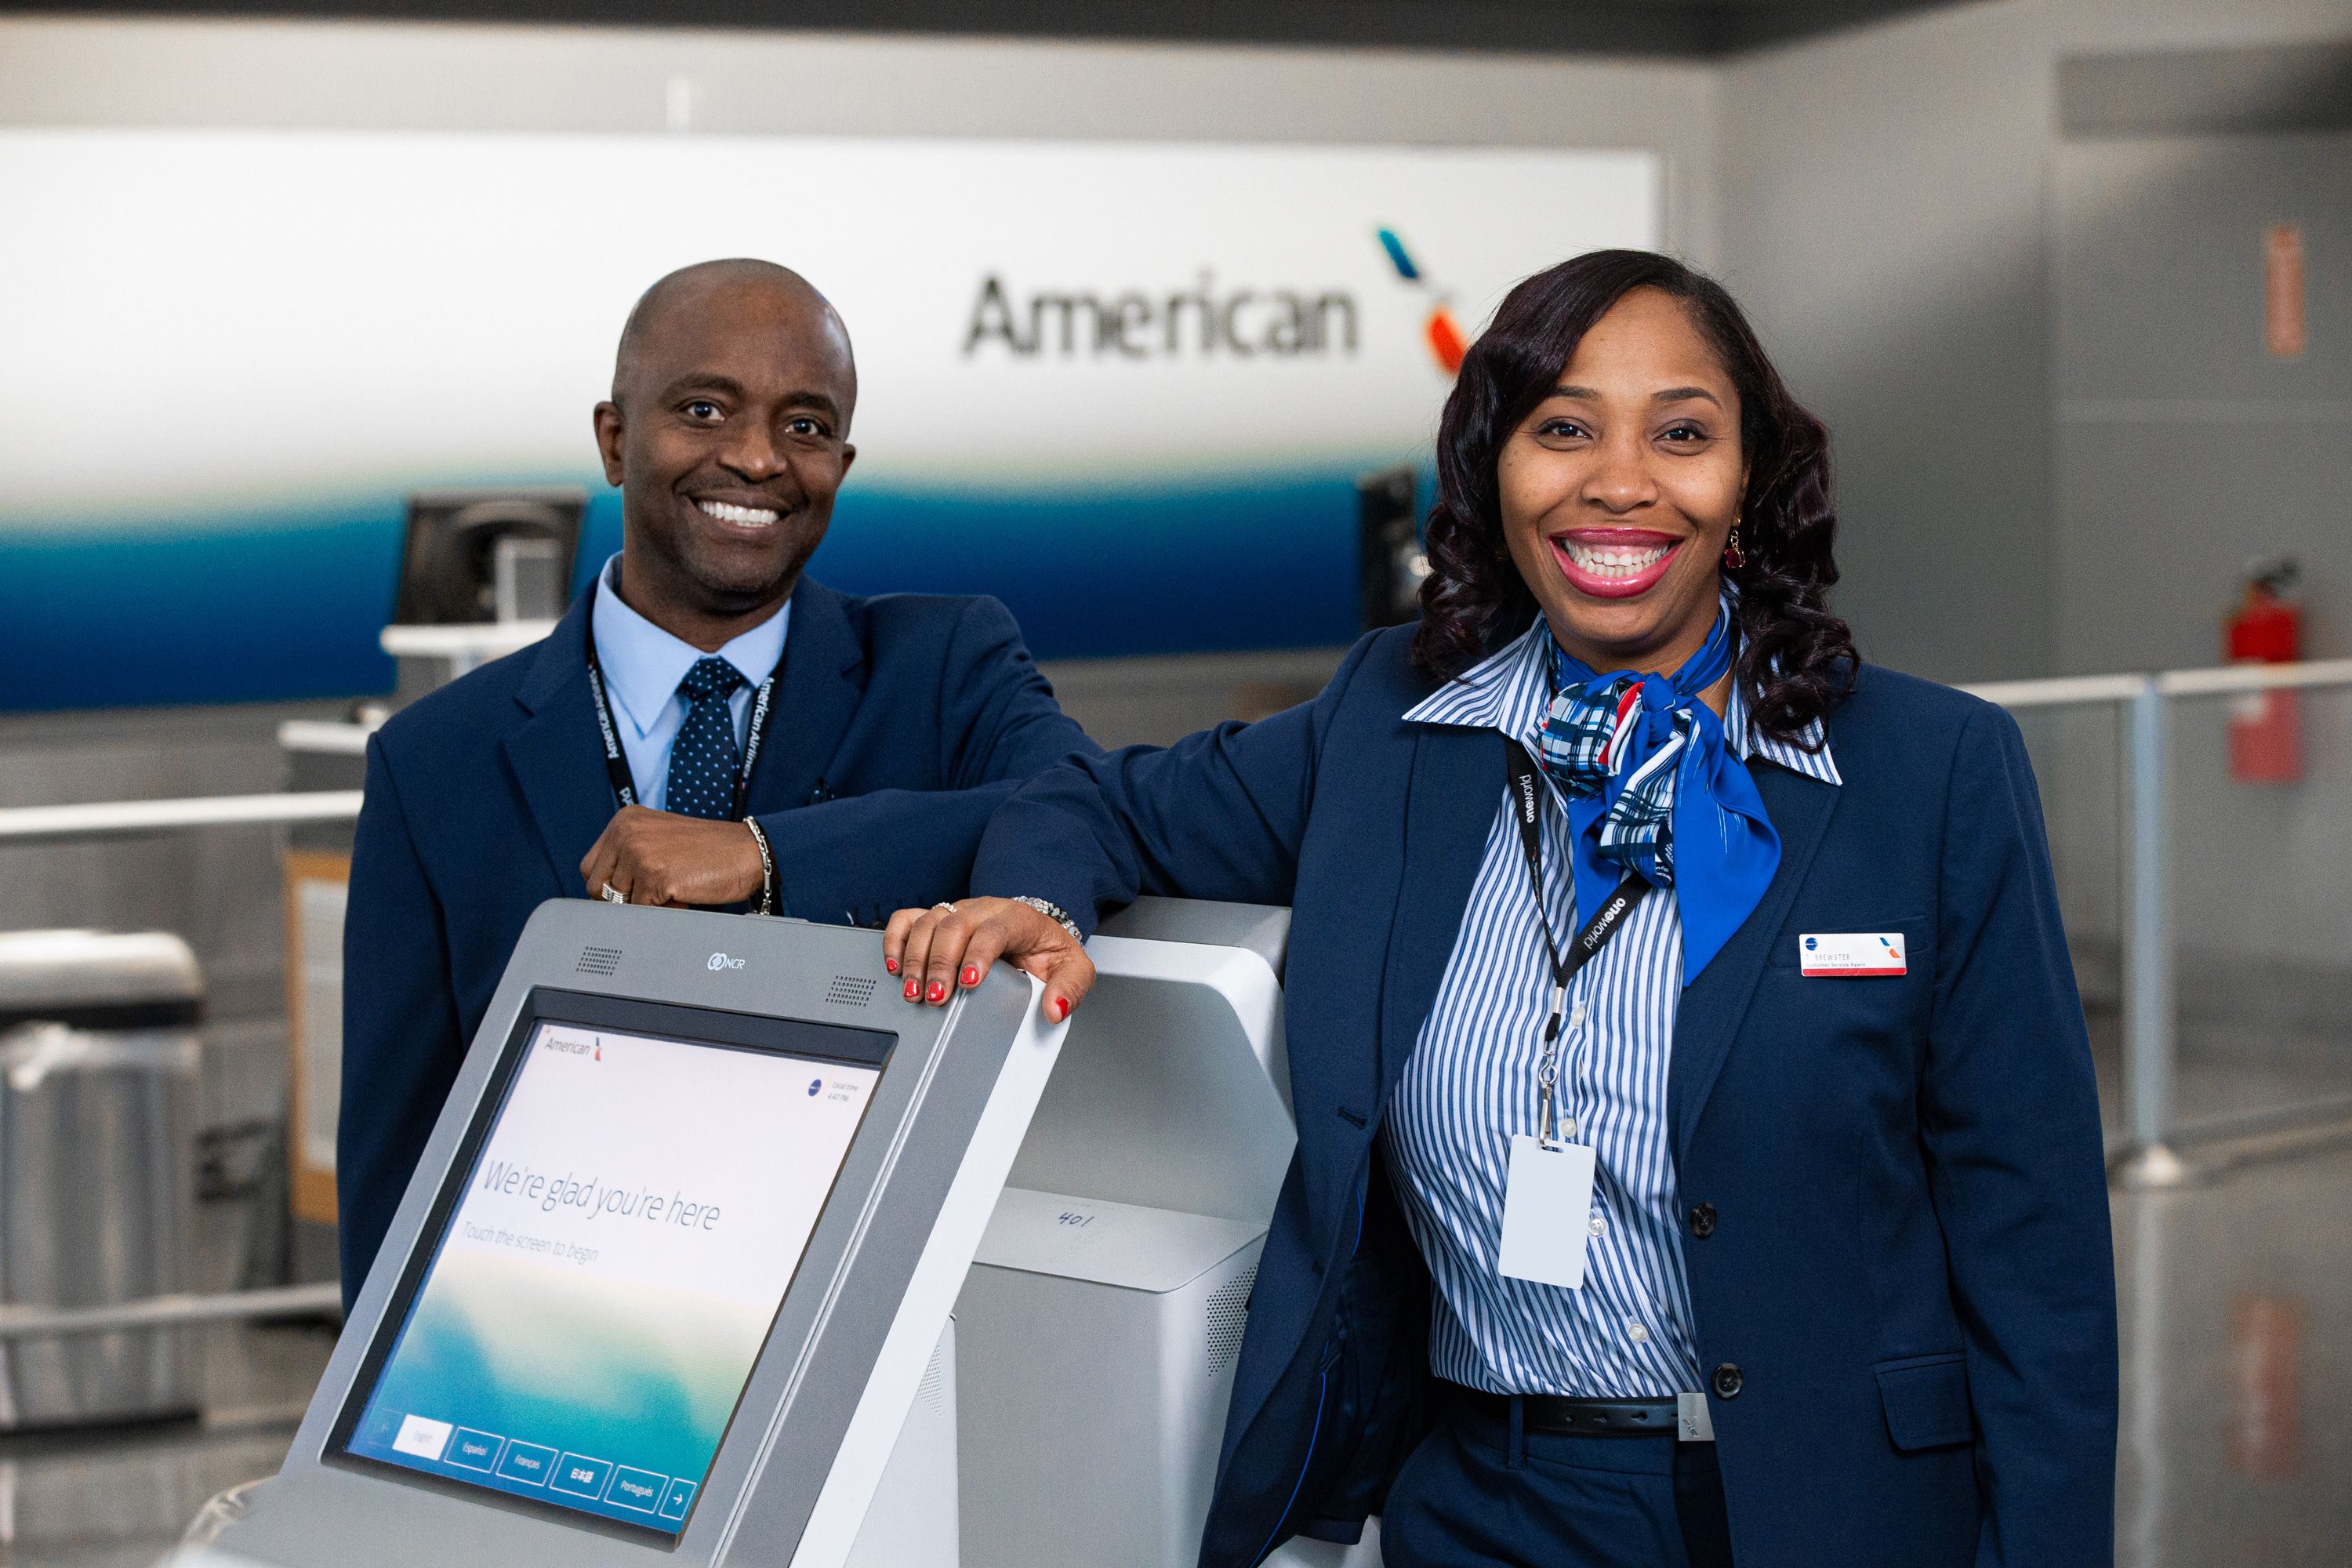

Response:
(496, 1441), (557, 1486)
(607, 1466), (669, 1514)
(390, 1414), (452, 1462)
(657, 1479), (698, 1523)
(552, 1452), (615, 1501)
(445, 1428), (504, 1473)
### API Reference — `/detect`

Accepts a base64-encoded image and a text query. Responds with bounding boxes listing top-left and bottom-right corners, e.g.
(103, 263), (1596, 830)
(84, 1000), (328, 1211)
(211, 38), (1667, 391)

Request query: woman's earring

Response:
(1723, 521), (1745, 571)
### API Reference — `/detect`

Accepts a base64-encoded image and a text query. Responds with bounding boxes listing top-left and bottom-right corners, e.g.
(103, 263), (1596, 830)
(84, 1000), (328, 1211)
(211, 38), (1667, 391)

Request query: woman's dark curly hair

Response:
(1414, 249), (1857, 743)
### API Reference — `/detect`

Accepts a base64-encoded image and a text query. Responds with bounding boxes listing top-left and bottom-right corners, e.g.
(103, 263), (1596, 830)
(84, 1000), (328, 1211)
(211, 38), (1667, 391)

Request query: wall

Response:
(0, 17), (1721, 260)
(0, 15), (1716, 1004)
(1715, 0), (2346, 685)
(1719, 1), (2352, 1016)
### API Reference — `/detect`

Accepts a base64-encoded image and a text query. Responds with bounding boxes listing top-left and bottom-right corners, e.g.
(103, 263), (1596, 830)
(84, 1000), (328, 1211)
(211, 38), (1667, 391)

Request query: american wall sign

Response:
(0, 132), (1659, 710)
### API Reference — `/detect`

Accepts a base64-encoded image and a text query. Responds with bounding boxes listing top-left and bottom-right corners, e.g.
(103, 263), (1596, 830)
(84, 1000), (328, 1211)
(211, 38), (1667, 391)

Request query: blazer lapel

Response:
(1668, 760), (1840, 1162)
(746, 578), (867, 814)
(501, 596), (621, 898)
(1376, 721), (1508, 1110)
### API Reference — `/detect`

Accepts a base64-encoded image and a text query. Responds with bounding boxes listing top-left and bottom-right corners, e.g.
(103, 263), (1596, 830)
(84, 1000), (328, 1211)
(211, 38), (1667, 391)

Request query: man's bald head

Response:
(611, 259), (857, 423)
(592, 258), (861, 644)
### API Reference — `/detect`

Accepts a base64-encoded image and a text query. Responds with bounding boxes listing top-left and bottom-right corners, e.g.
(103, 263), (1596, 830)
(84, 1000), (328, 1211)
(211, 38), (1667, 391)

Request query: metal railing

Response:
(1959, 657), (2352, 1187)
(0, 648), (2333, 1354)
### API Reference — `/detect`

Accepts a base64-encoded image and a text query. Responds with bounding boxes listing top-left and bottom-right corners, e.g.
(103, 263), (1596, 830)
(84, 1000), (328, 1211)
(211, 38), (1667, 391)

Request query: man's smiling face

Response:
(594, 263), (858, 630)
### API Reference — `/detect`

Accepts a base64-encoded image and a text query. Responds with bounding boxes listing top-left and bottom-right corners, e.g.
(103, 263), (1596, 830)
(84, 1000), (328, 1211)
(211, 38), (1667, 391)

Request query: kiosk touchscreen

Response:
(208, 901), (1062, 1568)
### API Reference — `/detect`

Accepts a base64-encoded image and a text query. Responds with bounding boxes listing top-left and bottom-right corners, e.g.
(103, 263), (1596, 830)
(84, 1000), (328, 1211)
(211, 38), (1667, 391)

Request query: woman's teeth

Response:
(699, 499), (779, 527)
(1559, 539), (1673, 579)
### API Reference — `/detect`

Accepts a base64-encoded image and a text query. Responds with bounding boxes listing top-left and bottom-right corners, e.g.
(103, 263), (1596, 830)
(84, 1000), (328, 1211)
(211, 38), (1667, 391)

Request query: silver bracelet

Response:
(742, 818), (778, 916)
(1012, 895), (1083, 945)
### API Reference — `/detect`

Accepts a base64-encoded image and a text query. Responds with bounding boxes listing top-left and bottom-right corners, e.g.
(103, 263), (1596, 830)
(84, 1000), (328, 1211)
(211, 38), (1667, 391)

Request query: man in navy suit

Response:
(336, 259), (1096, 1304)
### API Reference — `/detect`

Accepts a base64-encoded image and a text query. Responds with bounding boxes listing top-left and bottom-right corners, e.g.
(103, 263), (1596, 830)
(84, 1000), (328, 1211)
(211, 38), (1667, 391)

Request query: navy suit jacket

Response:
(973, 623), (2118, 1568)
(339, 579), (1096, 1304)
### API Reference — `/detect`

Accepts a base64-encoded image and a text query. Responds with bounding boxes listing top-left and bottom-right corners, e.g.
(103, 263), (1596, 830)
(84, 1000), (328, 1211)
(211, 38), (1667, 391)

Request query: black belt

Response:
(1443, 1381), (1677, 1439)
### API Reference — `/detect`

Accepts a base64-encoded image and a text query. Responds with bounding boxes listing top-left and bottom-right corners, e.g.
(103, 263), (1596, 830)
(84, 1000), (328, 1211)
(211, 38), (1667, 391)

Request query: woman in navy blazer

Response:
(891, 252), (2116, 1568)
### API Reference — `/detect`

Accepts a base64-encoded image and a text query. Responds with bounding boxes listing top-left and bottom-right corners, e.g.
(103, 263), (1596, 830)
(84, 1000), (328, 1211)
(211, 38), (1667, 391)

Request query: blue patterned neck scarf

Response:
(1535, 605), (1780, 984)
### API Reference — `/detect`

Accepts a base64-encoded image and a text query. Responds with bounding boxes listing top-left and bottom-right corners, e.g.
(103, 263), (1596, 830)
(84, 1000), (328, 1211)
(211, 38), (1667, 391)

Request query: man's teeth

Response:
(1560, 539), (1673, 579)
(699, 500), (780, 526)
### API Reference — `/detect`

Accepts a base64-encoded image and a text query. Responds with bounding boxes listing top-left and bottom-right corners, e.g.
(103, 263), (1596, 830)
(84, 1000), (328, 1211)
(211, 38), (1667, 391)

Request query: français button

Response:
(658, 1479), (699, 1523)
(552, 1452), (614, 1500)
(496, 1441), (556, 1486)
(608, 1466), (669, 1514)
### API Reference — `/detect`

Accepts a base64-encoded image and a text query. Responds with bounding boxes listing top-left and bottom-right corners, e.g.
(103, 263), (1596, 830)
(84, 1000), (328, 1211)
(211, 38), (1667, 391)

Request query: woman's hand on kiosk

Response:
(884, 898), (1093, 1023)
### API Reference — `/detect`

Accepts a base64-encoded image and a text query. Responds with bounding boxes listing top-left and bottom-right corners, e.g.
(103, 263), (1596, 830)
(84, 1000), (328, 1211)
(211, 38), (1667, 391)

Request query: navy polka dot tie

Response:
(664, 656), (746, 820)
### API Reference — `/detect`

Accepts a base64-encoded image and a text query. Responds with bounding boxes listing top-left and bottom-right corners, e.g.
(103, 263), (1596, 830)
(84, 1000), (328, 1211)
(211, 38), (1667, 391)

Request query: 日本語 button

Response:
(607, 1466), (669, 1514)
(658, 1479), (699, 1522)
(496, 1441), (557, 1486)
(445, 1428), (503, 1472)
(552, 1452), (614, 1500)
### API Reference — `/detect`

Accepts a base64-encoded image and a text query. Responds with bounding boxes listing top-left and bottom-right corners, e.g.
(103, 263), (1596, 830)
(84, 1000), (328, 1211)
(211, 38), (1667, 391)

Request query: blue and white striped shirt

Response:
(1385, 619), (1841, 1396)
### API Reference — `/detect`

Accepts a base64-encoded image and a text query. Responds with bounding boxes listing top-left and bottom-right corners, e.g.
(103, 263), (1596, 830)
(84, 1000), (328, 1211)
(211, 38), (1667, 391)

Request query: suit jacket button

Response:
(1711, 1363), (1744, 1399)
(1689, 1203), (1717, 1239)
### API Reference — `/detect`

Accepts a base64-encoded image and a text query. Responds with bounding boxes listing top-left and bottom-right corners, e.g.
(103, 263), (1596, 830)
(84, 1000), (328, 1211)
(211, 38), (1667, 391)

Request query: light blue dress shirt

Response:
(1385, 619), (1841, 1397)
(588, 554), (790, 812)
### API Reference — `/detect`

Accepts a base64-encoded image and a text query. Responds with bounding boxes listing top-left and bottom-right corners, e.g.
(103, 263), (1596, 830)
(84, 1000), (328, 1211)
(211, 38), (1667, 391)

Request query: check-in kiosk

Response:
(202, 901), (1063, 1568)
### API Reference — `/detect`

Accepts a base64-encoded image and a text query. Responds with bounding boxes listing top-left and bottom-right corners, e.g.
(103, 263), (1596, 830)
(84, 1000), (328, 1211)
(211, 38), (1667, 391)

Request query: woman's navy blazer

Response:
(971, 622), (2118, 1568)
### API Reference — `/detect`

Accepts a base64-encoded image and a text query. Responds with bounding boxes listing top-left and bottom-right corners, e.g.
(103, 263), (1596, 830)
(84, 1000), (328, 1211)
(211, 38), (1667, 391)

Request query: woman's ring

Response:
(931, 902), (957, 913)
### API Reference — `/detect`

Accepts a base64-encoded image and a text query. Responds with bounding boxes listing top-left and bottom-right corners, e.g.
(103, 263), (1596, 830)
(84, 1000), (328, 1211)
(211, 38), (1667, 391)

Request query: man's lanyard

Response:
(1504, 742), (1650, 1147)
(583, 599), (780, 822)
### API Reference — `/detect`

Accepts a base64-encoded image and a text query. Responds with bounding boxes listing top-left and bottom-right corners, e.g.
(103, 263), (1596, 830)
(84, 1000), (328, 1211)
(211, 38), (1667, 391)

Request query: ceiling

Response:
(0, 0), (1989, 58)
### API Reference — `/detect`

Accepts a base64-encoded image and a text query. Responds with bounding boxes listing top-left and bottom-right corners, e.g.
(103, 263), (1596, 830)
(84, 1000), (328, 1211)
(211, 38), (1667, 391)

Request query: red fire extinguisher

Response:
(2226, 556), (2303, 784)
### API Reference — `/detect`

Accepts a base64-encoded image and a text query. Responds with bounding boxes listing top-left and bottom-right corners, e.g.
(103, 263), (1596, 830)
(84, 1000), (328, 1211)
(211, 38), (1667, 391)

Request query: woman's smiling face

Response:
(1497, 285), (1747, 677)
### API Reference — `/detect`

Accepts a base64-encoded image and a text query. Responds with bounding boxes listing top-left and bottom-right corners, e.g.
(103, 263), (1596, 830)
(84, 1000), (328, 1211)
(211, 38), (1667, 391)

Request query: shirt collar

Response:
(590, 553), (791, 739)
(1401, 617), (1841, 785)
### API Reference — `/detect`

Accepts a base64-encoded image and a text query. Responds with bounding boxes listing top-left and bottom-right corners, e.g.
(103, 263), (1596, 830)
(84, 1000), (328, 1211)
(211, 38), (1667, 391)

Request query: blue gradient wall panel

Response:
(0, 132), (1660, 711)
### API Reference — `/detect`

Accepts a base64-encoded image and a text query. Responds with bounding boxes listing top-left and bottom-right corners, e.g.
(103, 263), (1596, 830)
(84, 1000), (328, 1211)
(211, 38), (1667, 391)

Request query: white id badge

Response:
(1497, 1134), (1597, 1288)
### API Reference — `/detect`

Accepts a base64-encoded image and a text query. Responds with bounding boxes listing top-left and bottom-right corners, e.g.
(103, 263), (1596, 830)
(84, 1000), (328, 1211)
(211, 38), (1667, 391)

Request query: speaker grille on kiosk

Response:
(825, 975), (878, 1007)
(1206, 1265), (1257, 1374)
(917, 1337), (949, 1413)
(575, 946), (622, 977)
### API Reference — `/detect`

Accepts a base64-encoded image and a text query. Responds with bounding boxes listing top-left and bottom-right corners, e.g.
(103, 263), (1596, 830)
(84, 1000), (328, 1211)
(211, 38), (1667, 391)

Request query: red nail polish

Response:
(1053, 996), (1071, 1022)
(885, 957), (898, 974)
(927, 981), (946, 1004)
(961, 966), (980, 988)
(903, 979), (918, 1000)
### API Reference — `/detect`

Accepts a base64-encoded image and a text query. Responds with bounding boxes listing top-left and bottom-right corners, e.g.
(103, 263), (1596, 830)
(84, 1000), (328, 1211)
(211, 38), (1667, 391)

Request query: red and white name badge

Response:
(1799, 932), (1906, 977)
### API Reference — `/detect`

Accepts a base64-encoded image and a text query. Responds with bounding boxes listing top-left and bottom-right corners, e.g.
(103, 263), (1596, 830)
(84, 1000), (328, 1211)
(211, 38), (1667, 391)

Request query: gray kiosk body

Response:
(205, 902), (1062, 1568)
(958, 898), (1374, 1568)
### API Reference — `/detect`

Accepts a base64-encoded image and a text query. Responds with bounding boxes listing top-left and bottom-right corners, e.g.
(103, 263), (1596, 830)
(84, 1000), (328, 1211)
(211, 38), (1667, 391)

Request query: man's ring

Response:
(601, 883), (626, 905)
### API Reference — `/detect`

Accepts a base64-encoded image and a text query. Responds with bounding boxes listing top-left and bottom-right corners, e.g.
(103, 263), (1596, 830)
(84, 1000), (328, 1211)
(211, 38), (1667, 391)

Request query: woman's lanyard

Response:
(1504, 742), (1650, 1149)
(583, 601), (781, 821)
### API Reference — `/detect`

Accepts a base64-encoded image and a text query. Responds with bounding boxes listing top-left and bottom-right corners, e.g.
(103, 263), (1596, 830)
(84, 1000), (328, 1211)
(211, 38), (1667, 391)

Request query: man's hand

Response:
(580, 806), (766, 908)
(884, 897), (1093, 1023)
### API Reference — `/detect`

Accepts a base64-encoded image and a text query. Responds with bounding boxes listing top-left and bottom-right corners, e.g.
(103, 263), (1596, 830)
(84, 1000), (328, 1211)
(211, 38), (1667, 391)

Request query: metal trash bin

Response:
(0, 929), (203, 1428)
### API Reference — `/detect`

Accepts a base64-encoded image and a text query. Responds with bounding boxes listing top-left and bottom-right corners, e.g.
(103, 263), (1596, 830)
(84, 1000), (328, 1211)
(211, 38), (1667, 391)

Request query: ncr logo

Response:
(707, 953), (746, 971)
